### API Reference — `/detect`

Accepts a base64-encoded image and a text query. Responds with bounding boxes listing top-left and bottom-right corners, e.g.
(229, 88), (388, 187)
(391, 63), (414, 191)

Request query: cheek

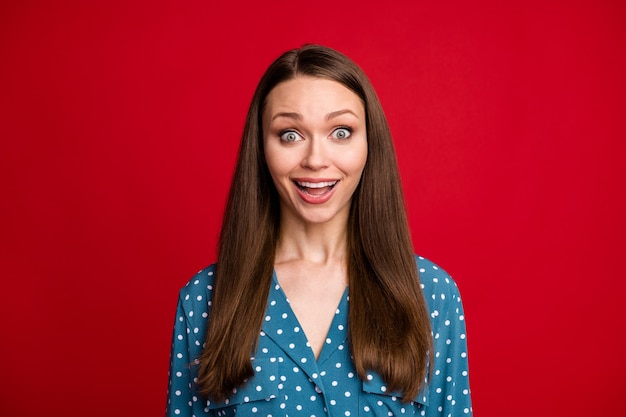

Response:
(263, 142), (280, 174)
(342, 145), (368, 176)
(264, 145), (291, 182)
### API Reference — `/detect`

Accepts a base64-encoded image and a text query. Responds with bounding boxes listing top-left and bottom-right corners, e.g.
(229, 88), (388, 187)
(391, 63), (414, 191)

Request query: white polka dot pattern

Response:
(165, 255), (472, 416)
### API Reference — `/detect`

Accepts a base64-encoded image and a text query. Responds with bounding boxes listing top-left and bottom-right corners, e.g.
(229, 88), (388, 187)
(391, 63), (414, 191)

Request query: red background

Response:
(1, 1), (625, 416)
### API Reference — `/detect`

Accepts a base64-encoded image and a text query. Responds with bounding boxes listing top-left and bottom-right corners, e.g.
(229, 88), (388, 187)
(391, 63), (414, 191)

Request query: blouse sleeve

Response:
(165, 294), (213, 417)
(426, 275), (473, 416)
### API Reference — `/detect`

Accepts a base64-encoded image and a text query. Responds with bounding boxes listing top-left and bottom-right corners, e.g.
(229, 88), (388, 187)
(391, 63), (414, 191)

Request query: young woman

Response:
(166, 44), (472, 417)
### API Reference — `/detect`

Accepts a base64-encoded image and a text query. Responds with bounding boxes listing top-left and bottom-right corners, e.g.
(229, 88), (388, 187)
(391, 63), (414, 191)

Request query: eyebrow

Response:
(270, 109), (359, 122)
(271, 112), (302, 121)
(325, 109), (359, 121)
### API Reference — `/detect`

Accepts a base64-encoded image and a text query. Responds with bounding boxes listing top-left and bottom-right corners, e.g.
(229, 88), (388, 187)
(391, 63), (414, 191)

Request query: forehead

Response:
(263, 76), (364, 119)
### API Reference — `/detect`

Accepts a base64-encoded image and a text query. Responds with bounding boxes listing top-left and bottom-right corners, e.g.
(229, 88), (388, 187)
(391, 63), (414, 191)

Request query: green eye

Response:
(280, 131), (301, 142)
(333, 127), (352, 139)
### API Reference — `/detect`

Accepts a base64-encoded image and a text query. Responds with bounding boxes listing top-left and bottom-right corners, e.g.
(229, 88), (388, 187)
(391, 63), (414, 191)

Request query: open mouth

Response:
(294, 180), (338, 196)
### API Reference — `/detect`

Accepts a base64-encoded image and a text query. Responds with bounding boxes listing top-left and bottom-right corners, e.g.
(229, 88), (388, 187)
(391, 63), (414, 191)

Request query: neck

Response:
(275, 215), (349, 266)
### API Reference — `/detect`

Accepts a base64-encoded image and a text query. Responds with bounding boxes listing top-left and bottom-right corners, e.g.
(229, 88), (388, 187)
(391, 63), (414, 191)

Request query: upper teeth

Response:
(297, 181), (337, 188)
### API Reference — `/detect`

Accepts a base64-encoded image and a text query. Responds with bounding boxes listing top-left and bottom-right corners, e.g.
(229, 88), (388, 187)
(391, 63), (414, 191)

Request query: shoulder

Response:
(179, 263), (216, 298)
(414, 254), (464, 315)
(176, 264), (217, 325)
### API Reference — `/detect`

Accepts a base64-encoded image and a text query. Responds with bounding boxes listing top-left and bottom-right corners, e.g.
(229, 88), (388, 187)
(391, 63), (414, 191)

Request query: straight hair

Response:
(196, 44), (433, 403)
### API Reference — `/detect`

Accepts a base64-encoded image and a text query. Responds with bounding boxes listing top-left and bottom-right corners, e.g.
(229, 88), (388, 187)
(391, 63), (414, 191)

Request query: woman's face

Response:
(262, 76), (368, 227)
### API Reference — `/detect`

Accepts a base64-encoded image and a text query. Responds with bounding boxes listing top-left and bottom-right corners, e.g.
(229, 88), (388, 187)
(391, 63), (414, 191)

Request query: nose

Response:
(301, 137), (329, 170)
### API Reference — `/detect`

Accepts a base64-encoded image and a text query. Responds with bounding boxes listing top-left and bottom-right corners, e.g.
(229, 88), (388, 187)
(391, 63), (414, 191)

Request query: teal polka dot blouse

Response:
(166, 255), (472, 416)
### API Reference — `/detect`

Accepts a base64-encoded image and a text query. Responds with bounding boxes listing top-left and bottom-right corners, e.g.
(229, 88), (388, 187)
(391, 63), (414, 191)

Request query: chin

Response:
(295, 206), (349, 226)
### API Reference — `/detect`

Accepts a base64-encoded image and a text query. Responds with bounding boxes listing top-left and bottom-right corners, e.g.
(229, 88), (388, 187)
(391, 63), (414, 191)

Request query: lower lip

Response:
(294, 183), (337, 204)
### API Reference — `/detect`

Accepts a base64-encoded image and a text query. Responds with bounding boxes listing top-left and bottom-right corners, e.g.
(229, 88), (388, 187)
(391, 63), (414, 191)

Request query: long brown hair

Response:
(197, 44), (433, 403)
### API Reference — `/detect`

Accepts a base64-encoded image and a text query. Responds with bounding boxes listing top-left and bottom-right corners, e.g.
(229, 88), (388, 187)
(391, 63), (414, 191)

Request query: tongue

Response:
(305, 186), (331, 195)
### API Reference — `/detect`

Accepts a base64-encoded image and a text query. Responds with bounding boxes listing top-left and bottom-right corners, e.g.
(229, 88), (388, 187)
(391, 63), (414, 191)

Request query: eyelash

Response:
(278, 130), (302, 143)
(331, 126), (352, 140)
(278, 126), (353, 142)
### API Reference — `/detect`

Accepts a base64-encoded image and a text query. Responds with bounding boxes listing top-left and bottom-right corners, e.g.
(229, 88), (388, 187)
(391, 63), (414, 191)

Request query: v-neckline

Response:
(265, 270), (349, 365)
